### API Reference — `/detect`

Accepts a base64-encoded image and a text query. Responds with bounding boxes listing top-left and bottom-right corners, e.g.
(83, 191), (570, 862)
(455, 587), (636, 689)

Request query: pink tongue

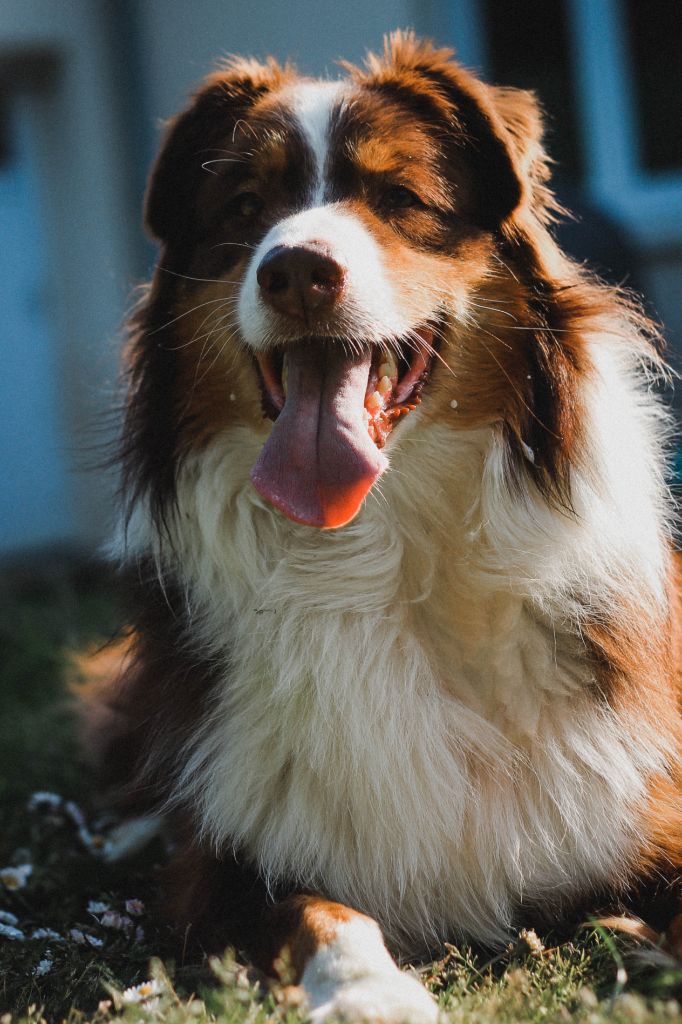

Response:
(251, 340), (387, 528)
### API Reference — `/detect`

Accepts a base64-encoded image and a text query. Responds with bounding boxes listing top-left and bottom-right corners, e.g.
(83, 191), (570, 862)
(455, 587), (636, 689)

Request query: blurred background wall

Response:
(1, 0), (681, 557)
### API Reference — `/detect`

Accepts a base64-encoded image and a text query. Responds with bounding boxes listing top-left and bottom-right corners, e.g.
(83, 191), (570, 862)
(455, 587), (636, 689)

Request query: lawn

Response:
(1, 557), (680, 1023)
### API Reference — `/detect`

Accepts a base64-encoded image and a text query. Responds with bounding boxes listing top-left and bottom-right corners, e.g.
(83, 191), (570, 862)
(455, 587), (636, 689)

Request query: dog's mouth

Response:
(251, 327), (436, 529)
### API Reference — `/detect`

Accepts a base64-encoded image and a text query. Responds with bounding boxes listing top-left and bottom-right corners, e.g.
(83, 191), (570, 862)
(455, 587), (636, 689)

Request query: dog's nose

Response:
(256, 244), (346, 320)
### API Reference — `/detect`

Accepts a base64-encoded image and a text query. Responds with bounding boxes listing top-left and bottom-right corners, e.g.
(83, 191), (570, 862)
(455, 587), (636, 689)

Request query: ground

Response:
(0, 558), (680, 1023)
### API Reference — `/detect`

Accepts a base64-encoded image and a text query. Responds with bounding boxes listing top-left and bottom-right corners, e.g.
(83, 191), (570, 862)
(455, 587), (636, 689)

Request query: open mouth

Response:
(250, 327), (436, 529)
(255, 326), (436, 446)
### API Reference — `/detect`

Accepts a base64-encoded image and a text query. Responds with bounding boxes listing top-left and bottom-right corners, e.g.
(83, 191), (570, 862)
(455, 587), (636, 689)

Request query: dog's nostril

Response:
(256, 251), (289, 295)
(256, 244), (346, 318)
(268, 270), (289, 293)
(311, 262), (343, 290)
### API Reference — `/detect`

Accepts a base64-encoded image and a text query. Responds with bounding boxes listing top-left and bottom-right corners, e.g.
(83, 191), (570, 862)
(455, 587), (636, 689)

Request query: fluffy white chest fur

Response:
(122, 342), (669, 951)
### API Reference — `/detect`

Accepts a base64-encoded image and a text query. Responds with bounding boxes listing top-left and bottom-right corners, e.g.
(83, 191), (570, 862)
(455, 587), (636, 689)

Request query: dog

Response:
(94, 31), (682, 1023)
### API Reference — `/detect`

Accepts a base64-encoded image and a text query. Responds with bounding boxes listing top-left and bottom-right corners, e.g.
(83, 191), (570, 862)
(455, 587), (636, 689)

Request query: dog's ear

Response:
(488, 86), (547, 183)
(358, 31), (548, 230)
(145, 57), (288, 242)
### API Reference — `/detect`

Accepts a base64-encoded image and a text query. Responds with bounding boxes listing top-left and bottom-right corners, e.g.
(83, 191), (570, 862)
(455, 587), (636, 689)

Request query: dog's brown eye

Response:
(382, 185), (421, 211)
(230, 192), (264, 219)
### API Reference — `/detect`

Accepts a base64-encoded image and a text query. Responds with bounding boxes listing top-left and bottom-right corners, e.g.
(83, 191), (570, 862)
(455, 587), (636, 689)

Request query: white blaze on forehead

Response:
(237, 79), (426, 351)
(289, 80), (348, 200)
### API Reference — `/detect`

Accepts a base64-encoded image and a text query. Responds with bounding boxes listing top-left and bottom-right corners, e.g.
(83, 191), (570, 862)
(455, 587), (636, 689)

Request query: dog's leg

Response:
(168, 845), (438, 1023)
(274, 895), (439, 1024)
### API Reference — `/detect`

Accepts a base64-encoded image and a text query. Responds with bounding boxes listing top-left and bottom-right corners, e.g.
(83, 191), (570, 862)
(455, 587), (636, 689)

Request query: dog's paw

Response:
(301, 915), (438, 1023)
(306, 967), (439, 1023)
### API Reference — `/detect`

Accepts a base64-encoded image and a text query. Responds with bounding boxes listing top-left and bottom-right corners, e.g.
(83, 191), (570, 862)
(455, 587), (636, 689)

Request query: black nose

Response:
(256, 244), (346, 320)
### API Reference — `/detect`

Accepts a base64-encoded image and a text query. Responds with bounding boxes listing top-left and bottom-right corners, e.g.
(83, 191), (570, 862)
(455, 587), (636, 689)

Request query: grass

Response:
(1, 557), (681, 1023)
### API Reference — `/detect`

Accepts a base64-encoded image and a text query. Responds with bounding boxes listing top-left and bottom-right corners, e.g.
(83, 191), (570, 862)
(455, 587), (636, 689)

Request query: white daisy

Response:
(87, 900), (110, 915)
(101, 910), (134, 934)
(64, 800), (86, 827)
(34, 957), (53, 976)
(28, 792), (62, 811)
(69, 928), (104, 948)
(31, 928), (63, 942)
(0, 864), (33, 890)
(518, 928), (545, 955)
(121, 979), (162, 1004)
(78, 827), (109, 856)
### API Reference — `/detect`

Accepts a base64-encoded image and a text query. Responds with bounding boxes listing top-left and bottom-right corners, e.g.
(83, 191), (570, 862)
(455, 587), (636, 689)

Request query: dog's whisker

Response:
(209, 241), (258, 251)
(201, 158), (250, 174)
(195, 327), (242, 386)
(159, 268), (244, 285)
(180, 318), (238, 354)
(148, 297), (239, 336)
(165, 305), (238, 351)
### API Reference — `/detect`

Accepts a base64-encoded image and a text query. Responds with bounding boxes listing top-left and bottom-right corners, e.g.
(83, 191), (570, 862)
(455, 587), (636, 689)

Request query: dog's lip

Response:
(254, 326), (436, 441)
(257, 350), (286, 414)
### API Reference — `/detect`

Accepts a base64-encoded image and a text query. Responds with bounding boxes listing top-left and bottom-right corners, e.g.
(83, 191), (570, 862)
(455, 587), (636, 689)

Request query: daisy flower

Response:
(34, 957), (53, 976)
(70, 928), (105, 948)
(0, 864), (33, 890)
(27, 792), (62, 811)
(78, 826), (107, 854)
(31, 928), (63, 942)
(0, 921), (25, 940)
(87, 900), (110, 915)
(121, 979), (162, 1004)
(101, 910), (134, 934)
(64, 800), (86, 827)
(518, 928), (545, 955)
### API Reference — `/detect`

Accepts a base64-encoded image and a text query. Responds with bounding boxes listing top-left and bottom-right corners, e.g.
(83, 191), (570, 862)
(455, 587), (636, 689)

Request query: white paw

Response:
(301, 915), (438, 1023)
(307, 967), (439, 1023)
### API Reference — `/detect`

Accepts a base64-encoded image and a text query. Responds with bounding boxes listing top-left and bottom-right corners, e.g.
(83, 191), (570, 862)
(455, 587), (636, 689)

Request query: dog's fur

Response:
(93, 33), (682, 1022)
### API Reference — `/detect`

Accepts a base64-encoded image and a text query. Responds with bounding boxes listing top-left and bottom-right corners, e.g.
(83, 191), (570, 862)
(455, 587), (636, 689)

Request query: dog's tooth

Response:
(365, 391), (383, 413)
(379, 352), (398, 379)
(378, 375), (392, 396)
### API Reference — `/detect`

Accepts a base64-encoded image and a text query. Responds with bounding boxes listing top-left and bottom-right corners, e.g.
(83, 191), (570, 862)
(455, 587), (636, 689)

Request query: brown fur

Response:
(92, 31), (682, 987)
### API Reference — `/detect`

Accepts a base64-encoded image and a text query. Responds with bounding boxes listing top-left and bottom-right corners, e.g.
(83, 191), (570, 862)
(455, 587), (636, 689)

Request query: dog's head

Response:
(130, 32), (569, 530)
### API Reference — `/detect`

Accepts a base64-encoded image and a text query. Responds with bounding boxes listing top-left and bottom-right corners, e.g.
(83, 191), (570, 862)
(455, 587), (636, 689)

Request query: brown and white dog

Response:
(97, 32), (682, 1023)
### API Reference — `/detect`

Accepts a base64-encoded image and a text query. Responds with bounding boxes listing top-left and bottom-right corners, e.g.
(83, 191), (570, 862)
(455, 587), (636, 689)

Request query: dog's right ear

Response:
(145, 57), (288, 243)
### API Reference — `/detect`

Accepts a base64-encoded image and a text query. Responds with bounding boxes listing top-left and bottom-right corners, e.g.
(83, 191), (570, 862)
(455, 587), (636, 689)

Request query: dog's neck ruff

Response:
(118, 336), (671, 952)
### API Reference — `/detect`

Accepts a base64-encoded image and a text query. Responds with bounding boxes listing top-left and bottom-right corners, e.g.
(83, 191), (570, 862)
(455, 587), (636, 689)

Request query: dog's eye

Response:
(229, 192), (264, 219)
(382, 185), (421, 211)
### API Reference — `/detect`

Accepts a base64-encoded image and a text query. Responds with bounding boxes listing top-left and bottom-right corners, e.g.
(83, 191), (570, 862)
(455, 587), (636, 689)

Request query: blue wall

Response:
(0, 100), (74, 550)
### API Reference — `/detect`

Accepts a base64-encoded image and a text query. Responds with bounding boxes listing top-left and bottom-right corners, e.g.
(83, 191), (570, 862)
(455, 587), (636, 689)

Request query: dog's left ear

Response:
(359, 32), (548, 230)
(145, 57), (289, 243)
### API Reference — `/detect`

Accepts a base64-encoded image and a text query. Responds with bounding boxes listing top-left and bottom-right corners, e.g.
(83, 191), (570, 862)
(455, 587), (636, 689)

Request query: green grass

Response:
(1, 558), (681, 1023)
